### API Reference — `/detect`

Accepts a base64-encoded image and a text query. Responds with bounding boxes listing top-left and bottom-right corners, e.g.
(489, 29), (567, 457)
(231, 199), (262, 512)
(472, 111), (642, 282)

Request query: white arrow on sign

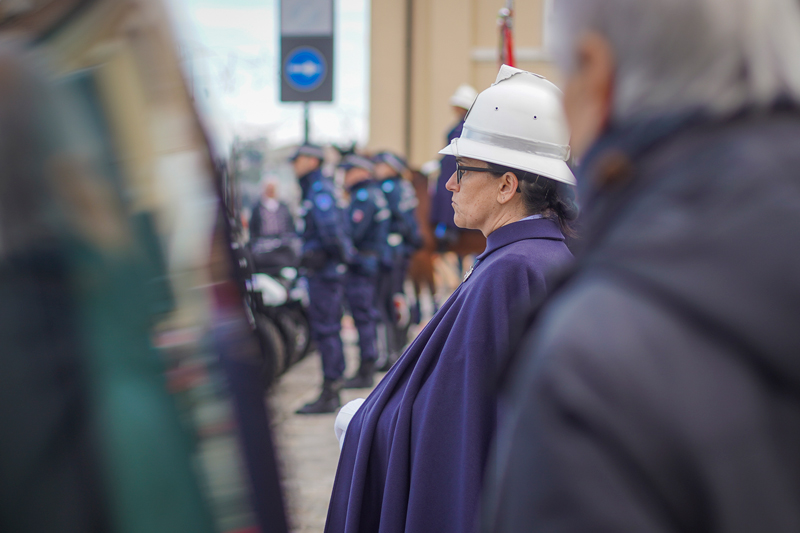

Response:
(287, 61), (323, 77)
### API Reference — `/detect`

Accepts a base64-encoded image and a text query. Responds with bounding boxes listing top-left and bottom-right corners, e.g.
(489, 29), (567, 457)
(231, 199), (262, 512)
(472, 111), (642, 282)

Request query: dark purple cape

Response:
(325, 218), (573, 533)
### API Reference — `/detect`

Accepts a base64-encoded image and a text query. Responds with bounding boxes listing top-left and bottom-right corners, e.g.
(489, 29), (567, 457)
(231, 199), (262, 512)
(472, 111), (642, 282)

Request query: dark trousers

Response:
(307, 275), (345, 380)
(344, 272), (379, 364)
(391, 254), (410, 297)
(375, 267), (395, 358)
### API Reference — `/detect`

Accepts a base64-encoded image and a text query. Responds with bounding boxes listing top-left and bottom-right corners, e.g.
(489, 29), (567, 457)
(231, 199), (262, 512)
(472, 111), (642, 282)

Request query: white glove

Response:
(334, 398), (366, 450)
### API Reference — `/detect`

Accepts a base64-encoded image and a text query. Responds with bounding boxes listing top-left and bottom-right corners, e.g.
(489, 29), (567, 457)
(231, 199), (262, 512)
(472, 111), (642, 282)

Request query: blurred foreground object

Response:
(0, 0), (288, 531)
(485, 0), (800, 531)
(0, 43), (111, 533)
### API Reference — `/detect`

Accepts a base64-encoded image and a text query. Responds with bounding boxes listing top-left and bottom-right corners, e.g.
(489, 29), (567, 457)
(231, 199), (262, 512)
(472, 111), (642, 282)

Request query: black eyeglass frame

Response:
(455, 161), (523, 193)
(455, 163), (497, 184)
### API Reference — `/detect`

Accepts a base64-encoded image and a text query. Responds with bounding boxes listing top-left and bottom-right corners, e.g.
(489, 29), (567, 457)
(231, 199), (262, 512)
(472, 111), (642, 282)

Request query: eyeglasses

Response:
(455, 162), (496, 184)
(455, 161), (523, 192)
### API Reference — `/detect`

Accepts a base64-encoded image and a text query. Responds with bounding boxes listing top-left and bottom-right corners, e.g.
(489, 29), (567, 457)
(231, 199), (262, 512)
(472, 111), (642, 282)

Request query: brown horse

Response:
(407, 170), (485, 317)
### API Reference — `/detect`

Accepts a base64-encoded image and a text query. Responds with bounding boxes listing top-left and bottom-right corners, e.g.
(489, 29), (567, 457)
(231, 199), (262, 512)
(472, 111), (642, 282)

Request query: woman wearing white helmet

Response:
(325, 66), (577, 533)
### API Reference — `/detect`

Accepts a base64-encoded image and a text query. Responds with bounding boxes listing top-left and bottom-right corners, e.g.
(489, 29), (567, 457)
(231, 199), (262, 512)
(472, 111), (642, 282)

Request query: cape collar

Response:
(477, 217), (564, 261)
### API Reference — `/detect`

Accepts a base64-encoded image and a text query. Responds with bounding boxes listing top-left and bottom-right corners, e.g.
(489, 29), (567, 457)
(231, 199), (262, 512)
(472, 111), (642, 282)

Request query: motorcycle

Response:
(250, 265), (312, 369)
(241, 237), (312, 387)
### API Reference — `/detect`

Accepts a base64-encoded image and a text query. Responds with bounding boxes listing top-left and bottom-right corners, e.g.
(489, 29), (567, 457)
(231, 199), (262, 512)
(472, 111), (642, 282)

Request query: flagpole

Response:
(498, 0), (515, 67)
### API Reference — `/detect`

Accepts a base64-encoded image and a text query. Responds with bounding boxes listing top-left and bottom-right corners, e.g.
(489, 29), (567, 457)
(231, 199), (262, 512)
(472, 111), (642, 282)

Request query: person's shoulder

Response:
(500, 275), (671, 444)
(517, 273), (711, 412)
(352, 186), (371, 204)
(371, 185), (388, 205)
(485, 238), (572, 277)
(310, 185), (336, 212)
(379, 178), (397, 195)
(312, 177), (337, 194)
(511, 271), (778, 466)
(533, 275), (653, 357)
(468, 250), (546, 297)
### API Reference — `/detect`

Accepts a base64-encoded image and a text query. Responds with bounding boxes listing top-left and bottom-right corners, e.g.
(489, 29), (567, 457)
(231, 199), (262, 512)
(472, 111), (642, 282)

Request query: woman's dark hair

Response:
(485, 162), (579, 238)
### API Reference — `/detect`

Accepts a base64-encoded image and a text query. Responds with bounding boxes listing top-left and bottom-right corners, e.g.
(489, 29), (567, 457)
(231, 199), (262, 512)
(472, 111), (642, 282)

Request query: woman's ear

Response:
(497, 172), (519, 205)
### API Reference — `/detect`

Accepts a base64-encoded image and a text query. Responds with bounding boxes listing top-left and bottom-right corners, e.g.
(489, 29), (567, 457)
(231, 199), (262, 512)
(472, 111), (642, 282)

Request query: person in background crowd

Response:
(482, 0), (800, 531)
(248, 178), (294, 241)
(293, 144), (356, 414)
(429, 84), (477, 250)
(373, 151), (423, 364)
(325, 66), (577, 533)
(248, 178), (299, 271)
(340, 154), (391, 389)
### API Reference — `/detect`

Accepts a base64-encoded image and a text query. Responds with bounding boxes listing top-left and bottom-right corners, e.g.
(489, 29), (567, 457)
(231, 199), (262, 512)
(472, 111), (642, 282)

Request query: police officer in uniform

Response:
(292, 143), (356, 414)
(339, 154), (391, 389)
(373, 151), (422, 359)
(430, 84), (478, 249)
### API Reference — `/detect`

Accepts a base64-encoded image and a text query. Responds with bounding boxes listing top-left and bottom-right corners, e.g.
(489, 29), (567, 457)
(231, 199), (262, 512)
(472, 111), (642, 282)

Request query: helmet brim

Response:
(439, 137), (576, 186)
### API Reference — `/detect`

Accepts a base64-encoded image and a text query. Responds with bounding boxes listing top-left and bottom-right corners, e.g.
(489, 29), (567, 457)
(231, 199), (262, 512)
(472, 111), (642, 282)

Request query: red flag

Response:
(498, 1), (515, 67)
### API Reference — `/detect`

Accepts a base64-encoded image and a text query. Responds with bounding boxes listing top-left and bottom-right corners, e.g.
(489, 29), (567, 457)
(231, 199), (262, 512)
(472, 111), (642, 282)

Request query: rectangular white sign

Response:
(281, 0), (333, 36)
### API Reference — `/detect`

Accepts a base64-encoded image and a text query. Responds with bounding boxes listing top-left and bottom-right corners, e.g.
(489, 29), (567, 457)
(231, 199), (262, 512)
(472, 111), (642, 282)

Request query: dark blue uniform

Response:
(430, 120), (464, 242)
(382, 176), (422, 259)
(345, 180), (391, 365)
(376, 174), (423, 346)
(381, 174), (422, 291)
(298, 168), (355, 381)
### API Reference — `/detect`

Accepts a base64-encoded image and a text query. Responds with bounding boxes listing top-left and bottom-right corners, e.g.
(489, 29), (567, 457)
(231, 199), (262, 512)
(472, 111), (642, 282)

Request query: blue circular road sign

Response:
(284, 46), (327, 92)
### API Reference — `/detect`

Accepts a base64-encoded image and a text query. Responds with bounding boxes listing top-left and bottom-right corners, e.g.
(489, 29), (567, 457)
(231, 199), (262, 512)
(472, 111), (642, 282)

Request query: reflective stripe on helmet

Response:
(459, 125), (571, 161)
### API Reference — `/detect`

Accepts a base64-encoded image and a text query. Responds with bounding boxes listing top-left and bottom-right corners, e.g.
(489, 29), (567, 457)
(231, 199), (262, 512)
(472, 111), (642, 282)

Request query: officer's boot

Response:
(296, 378), (342, 414)
(342, 359), (376, 389)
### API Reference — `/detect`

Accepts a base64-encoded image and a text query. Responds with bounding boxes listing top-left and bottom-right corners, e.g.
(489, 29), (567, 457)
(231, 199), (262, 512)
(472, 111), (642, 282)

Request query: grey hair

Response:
(549, 0), (800, 122)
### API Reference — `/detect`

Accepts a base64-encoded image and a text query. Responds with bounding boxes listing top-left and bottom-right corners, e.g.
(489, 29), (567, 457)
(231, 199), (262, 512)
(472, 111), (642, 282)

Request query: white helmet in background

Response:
(439, 65), (575, 186)
(449, 84), (478, 110)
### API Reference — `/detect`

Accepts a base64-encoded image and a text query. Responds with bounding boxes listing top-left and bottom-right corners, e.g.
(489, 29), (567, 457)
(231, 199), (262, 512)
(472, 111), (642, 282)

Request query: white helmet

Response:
(439, 65), (575, 186)
(449, 84), (478, 110)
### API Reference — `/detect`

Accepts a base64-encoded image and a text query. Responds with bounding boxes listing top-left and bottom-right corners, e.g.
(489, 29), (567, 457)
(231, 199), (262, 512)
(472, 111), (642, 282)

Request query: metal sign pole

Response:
(304, 102), (310, 143)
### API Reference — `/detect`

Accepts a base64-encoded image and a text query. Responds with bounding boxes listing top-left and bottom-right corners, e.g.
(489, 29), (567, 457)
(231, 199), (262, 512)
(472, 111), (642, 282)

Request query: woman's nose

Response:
(445, 171), (459, 192)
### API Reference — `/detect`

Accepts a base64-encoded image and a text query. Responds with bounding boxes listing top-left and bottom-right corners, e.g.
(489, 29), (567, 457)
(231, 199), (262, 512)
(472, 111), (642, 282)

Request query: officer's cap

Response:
(339, 153), (374, 172)
(373, 151), (407, 174)
(289, 143), (325, 162)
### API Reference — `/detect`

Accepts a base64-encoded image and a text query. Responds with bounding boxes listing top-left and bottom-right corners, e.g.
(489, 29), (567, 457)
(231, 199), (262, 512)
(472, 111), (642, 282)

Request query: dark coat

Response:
(380, 175), (423, 258)
(347, 180), (391, 277)
(326, 218), (573, 533)
(429, 120), (463, 229)
(483, 109), (800, 532)
(248, 198), (294, 240)
(298, 169), (355, 279)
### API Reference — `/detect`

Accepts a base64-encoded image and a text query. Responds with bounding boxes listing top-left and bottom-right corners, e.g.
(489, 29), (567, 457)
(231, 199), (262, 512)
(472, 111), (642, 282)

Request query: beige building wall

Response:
(368, 0), (559, 168)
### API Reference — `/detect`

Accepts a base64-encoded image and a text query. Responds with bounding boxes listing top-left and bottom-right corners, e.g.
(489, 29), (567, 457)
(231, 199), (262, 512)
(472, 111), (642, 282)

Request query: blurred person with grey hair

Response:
(248, 176), (299, 271)
(0, 43), (214, 533)
(249, 177), (294, 241)
(483, 0), (800, 531)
